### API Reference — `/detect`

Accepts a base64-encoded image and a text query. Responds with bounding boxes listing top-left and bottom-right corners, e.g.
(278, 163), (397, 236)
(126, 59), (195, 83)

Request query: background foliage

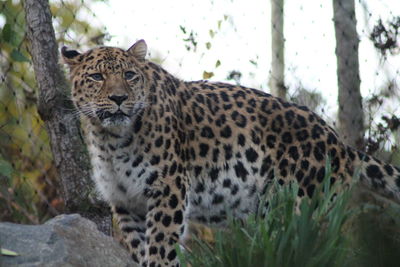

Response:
(0, 0), (108, 223)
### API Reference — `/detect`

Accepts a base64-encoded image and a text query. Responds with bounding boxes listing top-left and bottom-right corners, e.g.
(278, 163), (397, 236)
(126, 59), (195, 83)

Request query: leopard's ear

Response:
(61, 46), (82, 66)
(127, 39), (147, 61)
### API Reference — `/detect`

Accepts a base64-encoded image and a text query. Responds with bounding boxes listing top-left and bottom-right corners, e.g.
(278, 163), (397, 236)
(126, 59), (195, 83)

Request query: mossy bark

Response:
(23, 0), (111, 234)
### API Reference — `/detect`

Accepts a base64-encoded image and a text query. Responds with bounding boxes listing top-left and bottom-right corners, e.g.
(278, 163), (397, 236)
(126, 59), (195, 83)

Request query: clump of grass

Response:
(178, 162), (355, 267)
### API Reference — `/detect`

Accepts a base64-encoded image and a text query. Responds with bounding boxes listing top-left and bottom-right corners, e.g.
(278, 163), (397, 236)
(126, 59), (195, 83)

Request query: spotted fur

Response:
(62, 40), (400, 267)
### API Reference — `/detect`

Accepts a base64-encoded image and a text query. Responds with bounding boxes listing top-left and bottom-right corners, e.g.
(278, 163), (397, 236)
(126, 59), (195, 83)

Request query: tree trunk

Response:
(333, 0), (364, 149)
(269, 0), (286, 100)
(23, 0), (111, 234)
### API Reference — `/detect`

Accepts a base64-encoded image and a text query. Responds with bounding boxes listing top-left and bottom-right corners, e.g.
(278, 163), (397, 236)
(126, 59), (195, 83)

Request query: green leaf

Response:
(209, 29), (215, 38)
(0, 158), (13, 178)
(249, 59), (258, 67)
(1, 248), (19, 256)
(2, 23), (12, 43)
(217, 20), (222, 30)
(179, 25), (186, 34)
(205, 42), (211, 50)
(203, 71), (214, 79)
(10, 49), (29, 62)
(175, 244), (188, 267)
(215, 60), (221, 68)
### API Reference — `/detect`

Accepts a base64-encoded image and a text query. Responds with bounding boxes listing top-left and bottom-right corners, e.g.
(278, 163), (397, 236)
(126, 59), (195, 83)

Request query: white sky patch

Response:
(90, 0), (270, 88)
(89, 0), (400, 118)
(0, 14), (5, 28)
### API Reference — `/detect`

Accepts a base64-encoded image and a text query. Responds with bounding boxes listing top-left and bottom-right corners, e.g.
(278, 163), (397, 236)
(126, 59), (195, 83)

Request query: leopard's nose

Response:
(108, 94), (128, 106)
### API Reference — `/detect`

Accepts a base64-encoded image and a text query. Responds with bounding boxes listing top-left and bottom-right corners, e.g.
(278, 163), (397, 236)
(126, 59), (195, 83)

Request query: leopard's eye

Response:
(124, 71), (136, 80)
(89, 73), (104, 81)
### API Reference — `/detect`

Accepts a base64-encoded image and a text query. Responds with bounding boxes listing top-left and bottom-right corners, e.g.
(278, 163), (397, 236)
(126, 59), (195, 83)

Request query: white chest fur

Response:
(87, 134), (152, 213)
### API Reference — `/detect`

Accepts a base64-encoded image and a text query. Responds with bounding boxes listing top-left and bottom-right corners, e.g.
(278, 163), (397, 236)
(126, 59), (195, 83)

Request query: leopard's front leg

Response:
(143, 176), (188, 267)
(112, 205), (146, 264)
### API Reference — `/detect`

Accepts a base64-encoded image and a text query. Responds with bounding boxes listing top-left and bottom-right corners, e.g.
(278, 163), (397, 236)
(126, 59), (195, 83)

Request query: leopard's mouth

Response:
(94, 102), (146, 128)
(97, 110), (129, 121)
(96, 109), (132, 127)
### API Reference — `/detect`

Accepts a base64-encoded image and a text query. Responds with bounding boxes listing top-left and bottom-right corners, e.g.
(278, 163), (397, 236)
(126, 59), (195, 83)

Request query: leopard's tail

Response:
(354, 149), (400, 203)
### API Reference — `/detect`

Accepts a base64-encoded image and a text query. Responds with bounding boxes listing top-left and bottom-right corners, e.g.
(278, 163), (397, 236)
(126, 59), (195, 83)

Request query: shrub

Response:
(179, 162), (354, 267)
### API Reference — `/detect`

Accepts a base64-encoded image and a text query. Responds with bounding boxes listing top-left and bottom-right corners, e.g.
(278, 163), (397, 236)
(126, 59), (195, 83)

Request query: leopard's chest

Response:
(187, 159), (266, 226)
(88, 141), (152, 212)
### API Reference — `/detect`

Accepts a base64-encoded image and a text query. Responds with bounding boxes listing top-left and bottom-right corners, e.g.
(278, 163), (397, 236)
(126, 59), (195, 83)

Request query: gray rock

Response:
(0, 214), (136, 267)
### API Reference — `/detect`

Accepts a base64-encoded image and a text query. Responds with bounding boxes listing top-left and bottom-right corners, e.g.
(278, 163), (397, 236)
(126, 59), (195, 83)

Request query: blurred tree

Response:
(333, 0), (364, 149)
(370, 17), (400, 57)
(269, 0), (286, 100)
(364, 16), (400, 161)
(0, 0), (109, 227)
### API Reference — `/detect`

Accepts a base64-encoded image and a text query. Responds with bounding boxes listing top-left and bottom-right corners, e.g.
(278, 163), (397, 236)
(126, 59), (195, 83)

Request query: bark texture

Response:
(23, 0), (111, 234)
(333, 0), (364, 149)
(269, 0), (286, 100)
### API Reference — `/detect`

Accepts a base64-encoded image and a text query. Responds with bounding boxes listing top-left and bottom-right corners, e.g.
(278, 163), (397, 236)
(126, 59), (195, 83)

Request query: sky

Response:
(84, 0), (400, 118)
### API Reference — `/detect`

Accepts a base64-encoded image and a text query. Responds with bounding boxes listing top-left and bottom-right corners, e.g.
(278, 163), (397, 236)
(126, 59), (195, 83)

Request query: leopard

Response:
(61, 39), (400, 267)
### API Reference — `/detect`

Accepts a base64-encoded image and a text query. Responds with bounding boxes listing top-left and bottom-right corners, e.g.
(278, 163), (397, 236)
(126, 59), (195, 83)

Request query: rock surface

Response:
(0, 214), (135, 267)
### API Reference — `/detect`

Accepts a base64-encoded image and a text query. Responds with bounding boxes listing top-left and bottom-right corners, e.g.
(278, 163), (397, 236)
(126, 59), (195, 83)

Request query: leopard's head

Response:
(62, 40), (149, 129)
